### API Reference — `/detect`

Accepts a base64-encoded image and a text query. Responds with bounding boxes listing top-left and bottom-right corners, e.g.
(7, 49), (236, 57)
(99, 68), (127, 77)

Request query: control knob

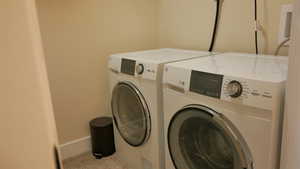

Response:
(227, 80), (243, 98)
(136, 64), (144, 75)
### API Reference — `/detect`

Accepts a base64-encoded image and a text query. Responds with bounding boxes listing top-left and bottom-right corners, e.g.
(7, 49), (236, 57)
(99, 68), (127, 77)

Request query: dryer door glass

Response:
(168, 105), (253, 169)
(111, 82), (151, 146)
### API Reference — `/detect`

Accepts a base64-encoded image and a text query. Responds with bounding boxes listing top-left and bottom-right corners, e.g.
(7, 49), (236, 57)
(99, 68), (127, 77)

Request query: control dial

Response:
(226, 80), (243, 98)
(136, 64), (144, 75)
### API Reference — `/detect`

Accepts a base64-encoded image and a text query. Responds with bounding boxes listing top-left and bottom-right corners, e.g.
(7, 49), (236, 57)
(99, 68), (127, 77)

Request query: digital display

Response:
(121, 59), (136, 75)
(190, 71), (224, 98)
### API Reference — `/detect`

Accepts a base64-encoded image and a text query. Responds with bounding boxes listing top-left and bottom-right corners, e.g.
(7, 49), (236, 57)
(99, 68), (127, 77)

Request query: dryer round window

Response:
(111, 82), (151, 146)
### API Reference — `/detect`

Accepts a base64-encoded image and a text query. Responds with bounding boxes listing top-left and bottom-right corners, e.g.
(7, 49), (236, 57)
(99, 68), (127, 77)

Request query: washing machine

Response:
(108, 48), (214, 169)
(163, 53), (288, 169)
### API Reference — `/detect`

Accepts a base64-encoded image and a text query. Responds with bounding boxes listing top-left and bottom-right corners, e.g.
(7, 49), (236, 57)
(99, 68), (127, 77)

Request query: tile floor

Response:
(63, 153), (128, 169)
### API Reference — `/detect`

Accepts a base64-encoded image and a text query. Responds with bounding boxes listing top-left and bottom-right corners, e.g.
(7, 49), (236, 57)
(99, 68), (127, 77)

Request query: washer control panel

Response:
(221, 76), (281, 110)
(164, 65), (284, 110)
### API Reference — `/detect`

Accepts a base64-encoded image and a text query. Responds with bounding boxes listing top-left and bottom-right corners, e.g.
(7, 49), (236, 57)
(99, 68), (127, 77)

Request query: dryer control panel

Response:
(121, 58), (136, 76)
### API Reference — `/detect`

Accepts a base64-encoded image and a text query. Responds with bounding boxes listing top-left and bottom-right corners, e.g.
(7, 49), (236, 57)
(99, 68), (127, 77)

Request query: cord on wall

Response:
(208, 0), (223, 52)
(254, 0), (259, 54)
(275, 38), (290, 56)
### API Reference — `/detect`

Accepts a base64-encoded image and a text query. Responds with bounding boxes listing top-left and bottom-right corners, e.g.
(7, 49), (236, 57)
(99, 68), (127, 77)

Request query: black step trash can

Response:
(89, 117), (115, 159)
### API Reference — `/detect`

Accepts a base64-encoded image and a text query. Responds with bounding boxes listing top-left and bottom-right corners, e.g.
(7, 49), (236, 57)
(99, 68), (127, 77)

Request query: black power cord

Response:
(209, 0), (222, 52)
(254, 0), (259, 54)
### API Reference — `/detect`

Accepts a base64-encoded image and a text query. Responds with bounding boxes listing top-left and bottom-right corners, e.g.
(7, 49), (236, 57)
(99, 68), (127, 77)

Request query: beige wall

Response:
(36, 0), (158, 144)
(281, 1), (300, 168)
(0, 0), (59, 168)
(159, 0), (294, 55)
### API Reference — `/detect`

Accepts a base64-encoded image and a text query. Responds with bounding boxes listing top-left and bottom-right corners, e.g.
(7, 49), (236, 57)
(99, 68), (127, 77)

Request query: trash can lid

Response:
(90, 117), (113, 127)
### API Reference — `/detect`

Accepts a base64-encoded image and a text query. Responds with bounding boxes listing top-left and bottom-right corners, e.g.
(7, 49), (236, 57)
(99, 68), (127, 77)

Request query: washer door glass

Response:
(111, 82), (151, 146)
(168, 105), (253, 169)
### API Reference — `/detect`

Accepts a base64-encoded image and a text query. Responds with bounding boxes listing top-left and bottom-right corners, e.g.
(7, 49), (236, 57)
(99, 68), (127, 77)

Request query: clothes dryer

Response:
(108, 49), (213, 169)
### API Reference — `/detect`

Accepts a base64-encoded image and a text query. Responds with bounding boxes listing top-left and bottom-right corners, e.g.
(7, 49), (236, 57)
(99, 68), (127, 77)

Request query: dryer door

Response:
(168, 105), (254, 169)
(111, 81), (151, 146)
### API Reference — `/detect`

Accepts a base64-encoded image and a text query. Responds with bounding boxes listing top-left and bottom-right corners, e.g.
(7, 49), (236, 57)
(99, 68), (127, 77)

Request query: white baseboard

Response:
(59, 136), (91, 160)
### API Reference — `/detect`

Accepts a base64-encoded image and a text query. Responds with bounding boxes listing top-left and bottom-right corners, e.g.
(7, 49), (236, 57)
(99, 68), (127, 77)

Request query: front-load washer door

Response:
(111, 81), (151, 147)
(168, 105), (254, 169)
